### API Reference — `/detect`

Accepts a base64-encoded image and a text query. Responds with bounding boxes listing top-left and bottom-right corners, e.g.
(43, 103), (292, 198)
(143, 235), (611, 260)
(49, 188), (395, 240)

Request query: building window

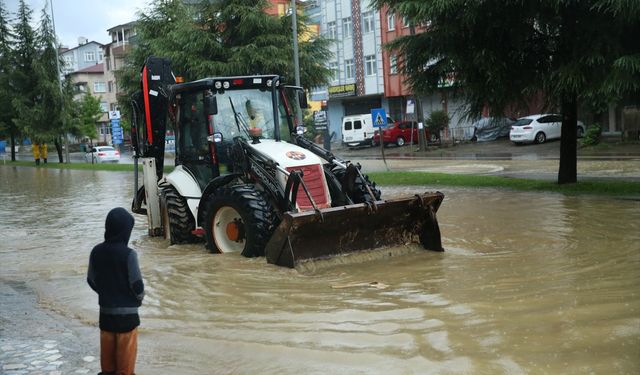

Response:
(85, 51), (95, 62)
(327, 21), (336, 39)
(342, 17), (352, 38)
(329, 62), (339, 81)
(403, 16), (410, 28)
(362, 11), (374, 33)
(108, 81), (114, 93)
(365, 55), (377, 76)
(99, 102), (108, 112)
(93, 82), (106, 93)
(390, 55), (398, 75)
(387, 13), (395, 31)
(105, 57), (111, 71)
(345, 59), (354, 79)
(97, 51), (103, 61)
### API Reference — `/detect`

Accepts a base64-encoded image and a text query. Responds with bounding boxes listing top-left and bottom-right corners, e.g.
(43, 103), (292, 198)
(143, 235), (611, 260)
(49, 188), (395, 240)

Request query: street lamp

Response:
(290, 0), (304, 126)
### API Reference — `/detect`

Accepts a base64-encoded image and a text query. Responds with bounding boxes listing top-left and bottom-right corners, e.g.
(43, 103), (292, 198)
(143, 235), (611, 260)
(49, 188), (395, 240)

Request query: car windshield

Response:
(513, 119), (533, 127)
(212, 88), (289, 142)
(99, 147), (115, 151)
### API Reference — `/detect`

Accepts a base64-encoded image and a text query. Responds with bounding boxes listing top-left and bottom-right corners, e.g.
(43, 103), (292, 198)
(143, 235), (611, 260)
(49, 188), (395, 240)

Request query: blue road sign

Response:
(371, 108), (388, 128)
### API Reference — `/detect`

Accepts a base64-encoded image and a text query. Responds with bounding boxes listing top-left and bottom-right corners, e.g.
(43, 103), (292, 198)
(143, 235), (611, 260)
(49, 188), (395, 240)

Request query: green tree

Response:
(118, 0), (331, 107)
(31, 5), (65, 161)
(11, 0), (38, 159)
(373, 0), (640, 184)
(0, 0), (14, 156)
(425, 110), (449, 141)
(76, 93), (102, 143)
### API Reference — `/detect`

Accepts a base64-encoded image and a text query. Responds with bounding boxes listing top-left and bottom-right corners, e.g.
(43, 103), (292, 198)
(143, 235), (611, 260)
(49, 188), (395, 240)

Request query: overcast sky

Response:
(5, 0), (149, 47)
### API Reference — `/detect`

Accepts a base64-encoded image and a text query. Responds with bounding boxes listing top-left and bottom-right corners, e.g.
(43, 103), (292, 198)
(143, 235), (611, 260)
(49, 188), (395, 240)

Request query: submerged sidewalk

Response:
(0, 282), (99, 375)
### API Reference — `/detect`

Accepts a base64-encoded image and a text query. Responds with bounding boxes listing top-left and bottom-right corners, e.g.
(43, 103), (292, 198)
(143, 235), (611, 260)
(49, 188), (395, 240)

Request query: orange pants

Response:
(100, 328), (138, 375)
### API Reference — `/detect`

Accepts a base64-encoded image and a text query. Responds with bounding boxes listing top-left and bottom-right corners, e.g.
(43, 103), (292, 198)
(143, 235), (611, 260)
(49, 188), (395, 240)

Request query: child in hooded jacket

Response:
(88, 207), (144, 375)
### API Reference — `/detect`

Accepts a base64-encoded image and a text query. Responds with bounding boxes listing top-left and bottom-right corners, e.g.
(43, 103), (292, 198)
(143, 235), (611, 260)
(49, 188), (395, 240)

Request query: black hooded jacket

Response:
(87, 207), (144, 332)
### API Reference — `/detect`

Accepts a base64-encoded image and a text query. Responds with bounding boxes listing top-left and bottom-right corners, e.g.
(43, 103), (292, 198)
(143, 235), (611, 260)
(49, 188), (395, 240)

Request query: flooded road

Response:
(1, 166), (639, 374)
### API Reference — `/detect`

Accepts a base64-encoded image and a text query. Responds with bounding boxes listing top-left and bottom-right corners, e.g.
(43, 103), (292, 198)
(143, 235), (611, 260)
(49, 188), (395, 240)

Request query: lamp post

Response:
(290, 0), (304, 126)
(291, 0), (301, 87)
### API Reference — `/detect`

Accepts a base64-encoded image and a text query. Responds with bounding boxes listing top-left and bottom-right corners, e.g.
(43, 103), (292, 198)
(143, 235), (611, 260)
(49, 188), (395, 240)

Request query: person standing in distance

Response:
(88, 207), (144, 375)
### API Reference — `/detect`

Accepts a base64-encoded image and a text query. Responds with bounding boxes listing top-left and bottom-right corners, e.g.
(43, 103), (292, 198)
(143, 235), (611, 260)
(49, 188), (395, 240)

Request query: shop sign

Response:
(328, 83), (357, 98)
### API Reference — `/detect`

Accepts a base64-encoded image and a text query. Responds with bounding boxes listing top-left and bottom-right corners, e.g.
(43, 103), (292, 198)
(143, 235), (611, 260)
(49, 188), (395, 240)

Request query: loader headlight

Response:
(223, 81), (230, 89)
(215, 81), (222, 89)
(266, 79), (272, 87)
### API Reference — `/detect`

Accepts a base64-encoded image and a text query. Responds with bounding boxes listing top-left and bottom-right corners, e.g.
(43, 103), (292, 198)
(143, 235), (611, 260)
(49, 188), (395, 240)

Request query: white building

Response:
(312, 0), (388, 143)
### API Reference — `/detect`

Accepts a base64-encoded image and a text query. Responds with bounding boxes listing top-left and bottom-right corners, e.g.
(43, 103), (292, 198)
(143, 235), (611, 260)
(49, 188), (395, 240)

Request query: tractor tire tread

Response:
(163, 186), (199, 244)
(204, 184), (277, 257)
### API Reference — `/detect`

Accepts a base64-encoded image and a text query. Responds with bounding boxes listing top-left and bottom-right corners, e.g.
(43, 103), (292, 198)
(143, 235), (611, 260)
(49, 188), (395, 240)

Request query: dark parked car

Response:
(372, 121), (431, 147)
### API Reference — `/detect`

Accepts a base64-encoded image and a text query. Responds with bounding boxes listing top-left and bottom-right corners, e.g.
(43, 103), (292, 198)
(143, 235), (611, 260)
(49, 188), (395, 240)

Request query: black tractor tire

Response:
(162, 186), (200, 244)
(535, 132), (547, 144)
(204, 184), (277, 257)
(332, 166), (382, 204)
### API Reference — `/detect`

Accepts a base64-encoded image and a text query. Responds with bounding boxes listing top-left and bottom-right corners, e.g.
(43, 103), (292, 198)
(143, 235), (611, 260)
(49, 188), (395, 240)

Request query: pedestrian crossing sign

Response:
(371, 108), (388, 128)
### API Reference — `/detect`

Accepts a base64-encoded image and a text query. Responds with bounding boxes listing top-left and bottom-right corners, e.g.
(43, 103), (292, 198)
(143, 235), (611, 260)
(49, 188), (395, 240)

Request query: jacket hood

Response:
(104, 207), (134, 244)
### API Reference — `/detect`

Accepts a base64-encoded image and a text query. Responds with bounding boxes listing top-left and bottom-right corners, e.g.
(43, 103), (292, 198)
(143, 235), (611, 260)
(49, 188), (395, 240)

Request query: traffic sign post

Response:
(111, 118), (123, 146)
(371, 108), (388, 128)
(371, 108), (390, 171)
(313, 110), (330, 150)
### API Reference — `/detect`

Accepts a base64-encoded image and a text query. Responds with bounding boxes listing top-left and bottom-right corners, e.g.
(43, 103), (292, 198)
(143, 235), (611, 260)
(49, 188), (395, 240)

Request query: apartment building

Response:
(59, 38), (104, 78)
(65, 63), (113, 144)
(313, 0), (387, 141)
(103, 21), (137, 110)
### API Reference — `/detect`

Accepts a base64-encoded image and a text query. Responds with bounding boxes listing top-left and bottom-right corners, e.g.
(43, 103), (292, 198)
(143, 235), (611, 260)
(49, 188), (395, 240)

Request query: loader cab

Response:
(172, 87), (220, 189)
(170, 76), (304, 189)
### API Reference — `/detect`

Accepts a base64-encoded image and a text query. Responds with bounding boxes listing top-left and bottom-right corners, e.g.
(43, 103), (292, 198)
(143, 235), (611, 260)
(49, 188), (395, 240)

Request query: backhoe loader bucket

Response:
(265, 192), (445, 268)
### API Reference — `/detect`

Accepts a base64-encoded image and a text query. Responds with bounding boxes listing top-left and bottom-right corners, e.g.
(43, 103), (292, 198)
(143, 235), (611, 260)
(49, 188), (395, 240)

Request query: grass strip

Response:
(1, 160), (175, 173)
(368, 171), (640, 197)
(4, 161), (638, 197)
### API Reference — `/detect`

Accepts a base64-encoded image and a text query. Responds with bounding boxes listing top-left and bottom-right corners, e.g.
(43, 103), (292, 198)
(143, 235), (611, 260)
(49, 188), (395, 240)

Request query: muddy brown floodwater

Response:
(1, 166), (639, 374)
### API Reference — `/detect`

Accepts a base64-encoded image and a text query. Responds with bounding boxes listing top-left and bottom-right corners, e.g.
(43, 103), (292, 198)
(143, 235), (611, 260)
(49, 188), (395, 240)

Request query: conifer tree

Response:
(33, 5), (65, 162)
(11, 0), (38, 159)
(119, 0), (331, 101)
(0, 0), (15, 159)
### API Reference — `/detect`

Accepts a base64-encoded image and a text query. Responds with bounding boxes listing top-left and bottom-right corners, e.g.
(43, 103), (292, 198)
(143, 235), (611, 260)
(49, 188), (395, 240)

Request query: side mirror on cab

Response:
(204, 95), (218, 116)
(297, 90), (308, 109)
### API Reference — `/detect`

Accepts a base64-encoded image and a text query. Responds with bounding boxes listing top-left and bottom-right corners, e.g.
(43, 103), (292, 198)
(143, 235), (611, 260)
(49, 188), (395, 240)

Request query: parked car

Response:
(509, 114), (586, 144)
(84, 146), (120, 163)
(473, 117), (516, 142)
(372, 121), (431, 147)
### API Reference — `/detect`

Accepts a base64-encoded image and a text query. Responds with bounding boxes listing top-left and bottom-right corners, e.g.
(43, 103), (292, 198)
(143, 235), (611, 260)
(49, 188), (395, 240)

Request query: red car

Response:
(372, 121), (431, 147)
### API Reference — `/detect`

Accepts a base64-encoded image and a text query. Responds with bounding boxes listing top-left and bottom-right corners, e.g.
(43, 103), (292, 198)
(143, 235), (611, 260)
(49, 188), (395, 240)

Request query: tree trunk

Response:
(54, 137), (64, 163)
(10, 131), (16, 161)
(557, 95), (578, 184)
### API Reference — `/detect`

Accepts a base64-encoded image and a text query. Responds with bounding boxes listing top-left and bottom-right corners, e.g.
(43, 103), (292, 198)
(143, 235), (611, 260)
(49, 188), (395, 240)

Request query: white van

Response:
(342, 113), (393, 147)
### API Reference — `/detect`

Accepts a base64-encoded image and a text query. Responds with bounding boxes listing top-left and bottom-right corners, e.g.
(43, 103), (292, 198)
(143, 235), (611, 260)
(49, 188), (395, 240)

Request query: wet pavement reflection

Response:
(1, 166), (639, 374)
